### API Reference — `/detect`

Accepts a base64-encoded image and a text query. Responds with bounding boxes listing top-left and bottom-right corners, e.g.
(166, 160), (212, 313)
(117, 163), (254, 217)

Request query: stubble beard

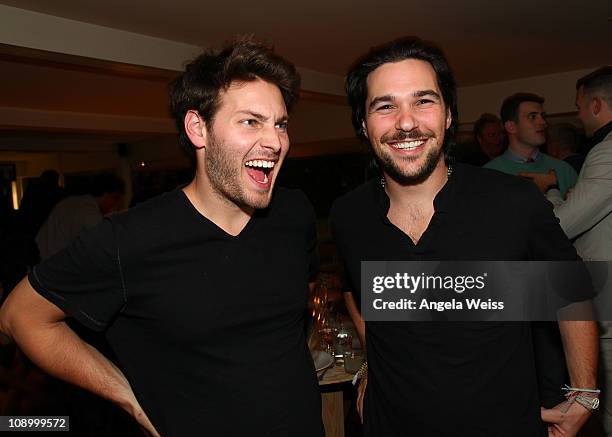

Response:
(205, 130), (272, 211)
(374, 130), (444, 185)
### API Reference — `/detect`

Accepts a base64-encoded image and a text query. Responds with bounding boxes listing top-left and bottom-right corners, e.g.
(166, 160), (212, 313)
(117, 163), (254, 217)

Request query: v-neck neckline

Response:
(177, 189), (258, 240)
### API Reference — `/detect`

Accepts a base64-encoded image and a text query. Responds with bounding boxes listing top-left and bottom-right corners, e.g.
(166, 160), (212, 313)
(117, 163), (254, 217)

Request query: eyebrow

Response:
(236, 110), (288, 123)
(368, 89), (442, 110)
(527, 111), (546, 117)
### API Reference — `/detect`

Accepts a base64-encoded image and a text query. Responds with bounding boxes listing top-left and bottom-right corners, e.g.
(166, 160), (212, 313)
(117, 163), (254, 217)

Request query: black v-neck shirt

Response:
(30, 188), (323, 437)
(330, 164), (578, 436)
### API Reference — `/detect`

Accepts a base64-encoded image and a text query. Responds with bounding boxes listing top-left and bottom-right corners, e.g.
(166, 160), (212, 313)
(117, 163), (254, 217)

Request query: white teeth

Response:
(392, 140), (427, 150)
(245, 160), (275, 168)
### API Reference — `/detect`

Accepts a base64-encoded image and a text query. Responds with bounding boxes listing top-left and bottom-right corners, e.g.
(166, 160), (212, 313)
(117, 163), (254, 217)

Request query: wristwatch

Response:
(575, 394), (600, 412)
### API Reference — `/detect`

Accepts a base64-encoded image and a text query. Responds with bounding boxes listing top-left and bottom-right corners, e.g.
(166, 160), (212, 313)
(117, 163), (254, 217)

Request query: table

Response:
(318, 365), (354, 437)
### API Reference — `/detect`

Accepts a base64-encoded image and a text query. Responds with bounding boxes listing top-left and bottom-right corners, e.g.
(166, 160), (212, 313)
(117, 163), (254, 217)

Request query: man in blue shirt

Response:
(485, 93), (578, 197)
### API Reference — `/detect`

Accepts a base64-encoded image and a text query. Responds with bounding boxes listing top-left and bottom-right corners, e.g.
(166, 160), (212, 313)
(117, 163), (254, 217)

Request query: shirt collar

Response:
(503, 147), (541, 163)
(591, 120), (612, 145)
(374, 164), (459, 220)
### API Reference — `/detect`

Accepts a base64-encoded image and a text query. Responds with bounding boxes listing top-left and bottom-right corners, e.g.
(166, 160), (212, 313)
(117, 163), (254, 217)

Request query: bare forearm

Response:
(23, 323), (134, 407)
(558, 320), (598, 388)
(0, 278), (137, 413)
(0, 278), (159, 436)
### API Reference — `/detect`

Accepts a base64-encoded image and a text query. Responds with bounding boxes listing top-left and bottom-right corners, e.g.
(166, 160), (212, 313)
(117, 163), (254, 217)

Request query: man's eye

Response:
(276, 122), (288, 131)
(241, 119), (259, 127)
(416, 99), (434, 105)
(376, 104), (394, 111)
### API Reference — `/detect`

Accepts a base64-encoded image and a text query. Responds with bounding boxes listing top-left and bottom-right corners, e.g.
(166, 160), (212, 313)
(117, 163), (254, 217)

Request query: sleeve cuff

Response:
(546, 188), (564, 207)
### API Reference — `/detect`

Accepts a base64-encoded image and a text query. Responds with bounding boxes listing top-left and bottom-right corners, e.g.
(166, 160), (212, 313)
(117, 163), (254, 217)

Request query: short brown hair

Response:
(576, 66), (612, 108)
(500, 93), (544, 124)
(170, 36), (301, 165)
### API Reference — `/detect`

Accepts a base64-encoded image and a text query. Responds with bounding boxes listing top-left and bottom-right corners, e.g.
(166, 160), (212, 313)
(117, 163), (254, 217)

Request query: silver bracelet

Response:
(351, 361), (368, 386)
(562, 384), (601, 395)
(575, 394), (600, 412)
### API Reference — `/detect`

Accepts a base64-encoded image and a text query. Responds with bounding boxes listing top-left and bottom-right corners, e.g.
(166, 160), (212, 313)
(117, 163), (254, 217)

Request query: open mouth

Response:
(388, 138), (428, 151)
(245, 159), (276, 187)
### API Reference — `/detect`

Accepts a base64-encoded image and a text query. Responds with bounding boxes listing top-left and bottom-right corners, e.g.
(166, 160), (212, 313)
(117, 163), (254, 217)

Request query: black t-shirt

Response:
(330, 164), (578, 437)
(29, 188), (324, 437)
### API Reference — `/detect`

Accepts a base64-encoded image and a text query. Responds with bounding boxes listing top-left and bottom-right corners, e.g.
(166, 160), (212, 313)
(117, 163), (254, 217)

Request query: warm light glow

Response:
(11, 181), (19, 210)
(140, 161), (146, 167)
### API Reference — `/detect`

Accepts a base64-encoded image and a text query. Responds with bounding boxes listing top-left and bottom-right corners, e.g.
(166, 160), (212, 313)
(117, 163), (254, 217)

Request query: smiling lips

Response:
(388, 138), (429, 151)
(245, 159), (276, 187)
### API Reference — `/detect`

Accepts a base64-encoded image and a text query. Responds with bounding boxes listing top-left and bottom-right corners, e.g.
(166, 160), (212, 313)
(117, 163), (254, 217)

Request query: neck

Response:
(383, 158), (448, 205)
(482, 146), (499, 160)
(480, 144), (502, 159)
(183, 172), (253, 236)
(593, 118), (612, 136)
(508, 141), (538, 160)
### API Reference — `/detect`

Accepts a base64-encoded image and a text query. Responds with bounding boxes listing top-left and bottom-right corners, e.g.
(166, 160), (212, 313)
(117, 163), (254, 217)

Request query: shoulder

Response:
(454, 164), (547, 222)
(586, 136), (612, 161)
(54, 194), (97, 211)
(456, 164), (557, 232)
(541, 153), (577, 176)
(110, 189), (184, 231)
(46, 195), (99, 225)
(456, 163), (536, 197)
(266, 187), (316, 226)
(482, 155), (507, 170)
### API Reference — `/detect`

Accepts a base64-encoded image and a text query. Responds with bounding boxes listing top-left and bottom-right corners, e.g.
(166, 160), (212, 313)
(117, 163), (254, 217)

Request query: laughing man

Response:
(0, 39), (324, 437)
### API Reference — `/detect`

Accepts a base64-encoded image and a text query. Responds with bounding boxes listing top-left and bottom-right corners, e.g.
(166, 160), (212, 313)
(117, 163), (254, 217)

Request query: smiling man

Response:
(331, 37), (598, 436)
(0, 39), (323, 437)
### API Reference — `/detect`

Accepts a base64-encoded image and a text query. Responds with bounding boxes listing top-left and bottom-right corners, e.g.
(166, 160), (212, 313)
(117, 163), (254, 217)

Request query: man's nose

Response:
(261, 125), (283, 152)
(396, 107), (418, 132)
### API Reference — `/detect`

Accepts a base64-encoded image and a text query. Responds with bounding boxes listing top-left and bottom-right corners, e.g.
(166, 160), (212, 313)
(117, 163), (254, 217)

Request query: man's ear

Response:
(184, 110), (208, 150)
(504, 120), (517, 135)
(445, 108), (452, 130)
(361, 120), (369, 139)
(591, 96), (602, 117)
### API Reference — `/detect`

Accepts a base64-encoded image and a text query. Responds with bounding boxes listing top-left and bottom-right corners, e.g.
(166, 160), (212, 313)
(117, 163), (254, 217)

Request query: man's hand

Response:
(518, 169), (558, 193)
(129, 403), (160, 437)
(541, 399), (591, 437)
(356, 372), (367, 423)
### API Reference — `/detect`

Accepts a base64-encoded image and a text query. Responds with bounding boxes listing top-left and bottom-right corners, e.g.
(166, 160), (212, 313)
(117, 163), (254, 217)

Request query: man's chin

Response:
(379, 153), (442, 185)
(242, 192), (273, 210)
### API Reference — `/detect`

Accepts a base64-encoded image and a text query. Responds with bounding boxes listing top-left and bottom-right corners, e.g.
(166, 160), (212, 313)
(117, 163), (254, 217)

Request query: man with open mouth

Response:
(0, 38), (324, 437)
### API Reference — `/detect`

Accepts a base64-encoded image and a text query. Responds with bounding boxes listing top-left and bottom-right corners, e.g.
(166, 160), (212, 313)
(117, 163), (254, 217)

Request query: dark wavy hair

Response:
(345, 36), (458, 157)
(170, 36), (301, 165)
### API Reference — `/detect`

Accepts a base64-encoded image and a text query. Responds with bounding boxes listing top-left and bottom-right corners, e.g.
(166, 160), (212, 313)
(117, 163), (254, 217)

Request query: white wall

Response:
(457, 68), (594, 124)
(0, 4), (201, 71)
(0, 4), (345, 96)
(0, 5), (596, 143)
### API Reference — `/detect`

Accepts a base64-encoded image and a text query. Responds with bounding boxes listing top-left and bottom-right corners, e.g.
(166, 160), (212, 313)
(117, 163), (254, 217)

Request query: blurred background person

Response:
(546, 123), (586, 174)
(36, 173), (124, 261)
(463, 113), (505, 166)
